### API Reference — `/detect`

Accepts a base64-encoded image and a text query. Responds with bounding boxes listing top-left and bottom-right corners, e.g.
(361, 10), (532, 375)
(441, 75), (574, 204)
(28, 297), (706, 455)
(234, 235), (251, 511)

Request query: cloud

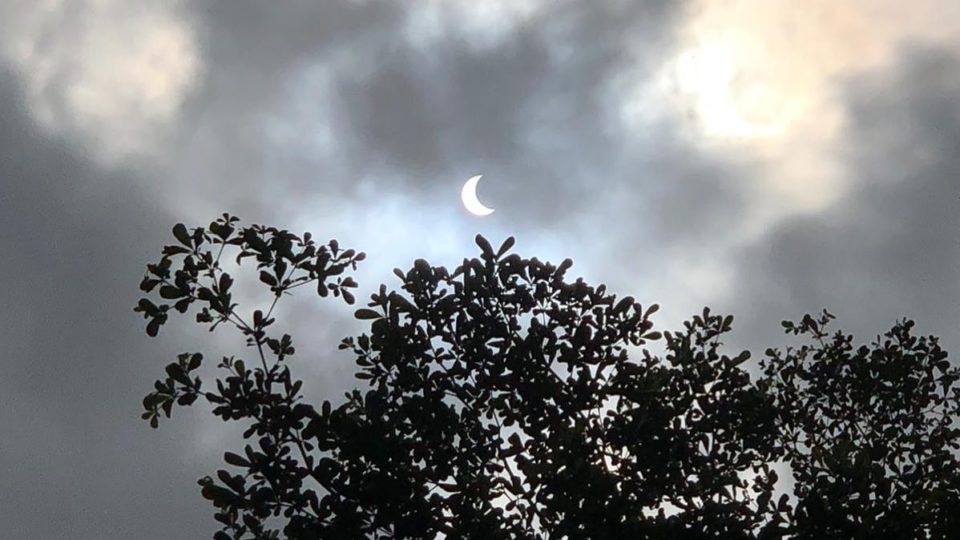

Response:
(635, 0), (960, 224)
(156, 0), (706, 310)
(164, 1), (686, 218)
(0, 65), (224, 537)
(722, 45), (960, 353)
(0, 0), (200, 163)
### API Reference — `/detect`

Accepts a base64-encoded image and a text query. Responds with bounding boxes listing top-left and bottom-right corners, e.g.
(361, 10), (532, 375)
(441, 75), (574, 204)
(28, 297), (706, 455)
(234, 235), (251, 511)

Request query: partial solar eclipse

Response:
(461, 175), (495, 216)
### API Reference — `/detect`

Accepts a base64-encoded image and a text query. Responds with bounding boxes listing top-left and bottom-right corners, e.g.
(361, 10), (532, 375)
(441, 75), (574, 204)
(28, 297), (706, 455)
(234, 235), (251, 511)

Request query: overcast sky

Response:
(1, 1), (959, 537)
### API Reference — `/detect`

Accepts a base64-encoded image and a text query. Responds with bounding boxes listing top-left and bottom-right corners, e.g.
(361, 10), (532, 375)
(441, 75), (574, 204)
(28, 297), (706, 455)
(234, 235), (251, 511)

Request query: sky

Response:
(1, 1), (959, 537)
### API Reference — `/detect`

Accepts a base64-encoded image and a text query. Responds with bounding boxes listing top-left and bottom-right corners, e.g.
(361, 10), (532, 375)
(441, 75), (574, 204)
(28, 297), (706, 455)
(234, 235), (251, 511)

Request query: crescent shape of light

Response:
(461, 175), (495, 216)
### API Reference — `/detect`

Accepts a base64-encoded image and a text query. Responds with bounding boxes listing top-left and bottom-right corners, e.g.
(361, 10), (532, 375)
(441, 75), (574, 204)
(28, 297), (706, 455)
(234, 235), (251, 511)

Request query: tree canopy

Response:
(136, 216), (960, 539)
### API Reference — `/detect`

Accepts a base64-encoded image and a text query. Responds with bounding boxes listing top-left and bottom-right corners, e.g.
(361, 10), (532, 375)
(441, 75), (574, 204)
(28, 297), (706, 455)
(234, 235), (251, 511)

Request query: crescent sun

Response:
(461, 175), (495, 216)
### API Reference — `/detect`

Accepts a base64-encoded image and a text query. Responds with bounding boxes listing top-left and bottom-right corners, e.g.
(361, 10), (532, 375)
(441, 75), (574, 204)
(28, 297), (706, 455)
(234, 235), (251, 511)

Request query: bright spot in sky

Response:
(673, 41), (789, 139)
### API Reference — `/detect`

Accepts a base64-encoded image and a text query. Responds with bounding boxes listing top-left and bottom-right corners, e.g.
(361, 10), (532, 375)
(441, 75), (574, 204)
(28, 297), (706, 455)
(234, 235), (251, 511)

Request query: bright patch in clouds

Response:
(405, 0), (545, 49)
(673, 41), (791, 140)
(667, 0), (960, 144)
(1, 0), (200, 163)
(625, 0), (960, 219)
(611, 0), (960, 305)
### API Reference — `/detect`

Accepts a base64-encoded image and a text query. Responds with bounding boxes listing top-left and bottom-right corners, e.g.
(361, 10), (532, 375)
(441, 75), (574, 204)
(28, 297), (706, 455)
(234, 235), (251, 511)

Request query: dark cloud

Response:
(170, 0), (407, 219)
(332, 32), (551, 177)
(0, 67), (222, 537)
(723, 45), (960, 353)
(329, 2), (686, 215)
(172, 1), (691, 230)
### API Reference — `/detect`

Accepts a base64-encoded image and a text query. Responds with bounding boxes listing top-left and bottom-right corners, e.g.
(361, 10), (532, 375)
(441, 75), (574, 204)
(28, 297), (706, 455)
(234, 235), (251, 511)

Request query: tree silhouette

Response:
(136, 216), (960, 539)
(761, 312), (960, 538)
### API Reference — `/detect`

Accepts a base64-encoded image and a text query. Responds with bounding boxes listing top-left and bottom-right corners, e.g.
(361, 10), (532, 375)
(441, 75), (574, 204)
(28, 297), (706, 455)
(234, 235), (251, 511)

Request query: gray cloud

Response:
(170, 0), (690, 230)
(0, 67), (220, 537)
(328, 2), (685, 212)
(722, 45), (960, 353)
(164, 1), (407, 219)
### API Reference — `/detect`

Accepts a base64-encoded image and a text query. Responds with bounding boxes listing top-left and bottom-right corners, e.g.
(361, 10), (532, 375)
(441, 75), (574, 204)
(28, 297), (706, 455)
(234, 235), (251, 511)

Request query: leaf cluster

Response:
(762, 312), (960, 538)
(135, 218), (960, 539)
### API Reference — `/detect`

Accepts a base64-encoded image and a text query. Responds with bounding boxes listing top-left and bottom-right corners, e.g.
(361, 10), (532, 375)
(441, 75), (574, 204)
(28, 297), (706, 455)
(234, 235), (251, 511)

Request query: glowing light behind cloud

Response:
(666, 0), (960, 142)
(620, 0), (960, 226)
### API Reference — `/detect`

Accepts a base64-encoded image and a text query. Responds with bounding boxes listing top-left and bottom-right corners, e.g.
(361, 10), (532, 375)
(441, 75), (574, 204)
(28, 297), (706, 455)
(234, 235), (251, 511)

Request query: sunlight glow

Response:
(672, 41), (791, 139)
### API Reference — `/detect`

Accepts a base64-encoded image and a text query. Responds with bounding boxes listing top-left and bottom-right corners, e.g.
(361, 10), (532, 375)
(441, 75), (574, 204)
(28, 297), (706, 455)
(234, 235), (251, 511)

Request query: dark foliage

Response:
(760, 312), (960, 539)
(135, 217), (960, 539)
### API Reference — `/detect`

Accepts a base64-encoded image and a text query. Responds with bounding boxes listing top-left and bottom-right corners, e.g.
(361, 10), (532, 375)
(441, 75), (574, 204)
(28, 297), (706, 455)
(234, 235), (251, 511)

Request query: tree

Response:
(135, 216), (960, 539)
(760, 312), (960, 538)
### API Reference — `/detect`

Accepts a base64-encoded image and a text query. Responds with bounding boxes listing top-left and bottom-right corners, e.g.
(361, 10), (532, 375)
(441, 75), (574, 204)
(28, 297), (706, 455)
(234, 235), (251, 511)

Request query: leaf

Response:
(258, 270), (277, 287)
(139, 278), (160, 292)
(757, 490), (772, 510)
(201, 484), (235, 504)
(218, 273), (233, 293)
(142, 392), (165, 410)
(354, 308), (380, 320)
(188, 353), (203, 370)
(390, 294), (416, 313)
(173, 299), (191, 313)
(218, 470), (245, 493)
(159, 285), (183, 299)
(777, 493), (790, 512)
(162, 245), (191, 256)
(136, 298), (158, 314)
(475, 234), (494, 257)
(197, 288), (214, 302)
(146, 318), (161, 337)
(172, 223), (192, 247)
(614, 296), (634, 315)
(165, 363), (192, 386)
(496, 236), (516, 257)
